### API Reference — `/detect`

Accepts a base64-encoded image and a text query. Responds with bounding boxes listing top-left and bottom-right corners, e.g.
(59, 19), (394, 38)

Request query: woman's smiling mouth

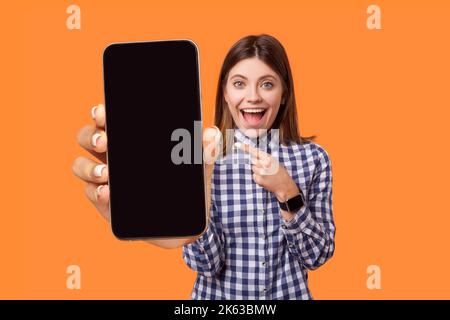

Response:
(240, 108), (267, 127)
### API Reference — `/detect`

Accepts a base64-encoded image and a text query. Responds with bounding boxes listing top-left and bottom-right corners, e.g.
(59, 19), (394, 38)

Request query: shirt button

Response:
(262, 261), (267, 267)
(262, 209), (266, 214)
(281, 224), (287, 229)
(262, 288), (268, 293)
(288, 243), (295, 249)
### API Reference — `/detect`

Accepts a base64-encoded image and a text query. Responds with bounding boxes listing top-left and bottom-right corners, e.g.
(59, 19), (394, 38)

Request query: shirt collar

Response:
(233, 127), (278, 152)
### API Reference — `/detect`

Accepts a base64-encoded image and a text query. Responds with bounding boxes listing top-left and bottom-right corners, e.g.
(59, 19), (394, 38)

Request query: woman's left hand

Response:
(235, 142), (300, 202)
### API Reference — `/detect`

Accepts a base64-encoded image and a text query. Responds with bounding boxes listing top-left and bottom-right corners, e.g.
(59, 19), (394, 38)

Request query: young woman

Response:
(72, 34), (335, 300)
(182, 34), (336, 300)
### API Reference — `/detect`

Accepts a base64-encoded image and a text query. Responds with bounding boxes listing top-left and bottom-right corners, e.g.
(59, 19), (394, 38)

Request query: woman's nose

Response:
(246, 86), (262, 103)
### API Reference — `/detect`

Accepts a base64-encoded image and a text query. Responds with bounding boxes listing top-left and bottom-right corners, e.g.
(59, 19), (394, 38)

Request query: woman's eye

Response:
(233, 81), (244, 87)
(232, 80), (273, 88)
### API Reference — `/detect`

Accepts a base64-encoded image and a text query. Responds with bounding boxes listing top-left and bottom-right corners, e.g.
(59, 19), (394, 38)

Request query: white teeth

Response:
(242, 108), (265, 113)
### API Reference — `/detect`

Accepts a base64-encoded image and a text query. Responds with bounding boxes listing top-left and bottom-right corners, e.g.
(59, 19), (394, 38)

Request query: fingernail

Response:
(91, 105), (98, 119)
(234, 142), (242, 149)
(94, 164), (106, 177)
(91, 133), (101, 147)
(96, 185), (104, 200)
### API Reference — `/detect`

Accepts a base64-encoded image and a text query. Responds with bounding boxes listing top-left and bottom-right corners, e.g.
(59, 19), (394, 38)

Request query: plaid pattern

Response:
(182, 128), (335, 300)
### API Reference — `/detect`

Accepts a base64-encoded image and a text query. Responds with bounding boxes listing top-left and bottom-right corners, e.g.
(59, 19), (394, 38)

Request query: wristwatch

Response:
(278, 191), (305, 213)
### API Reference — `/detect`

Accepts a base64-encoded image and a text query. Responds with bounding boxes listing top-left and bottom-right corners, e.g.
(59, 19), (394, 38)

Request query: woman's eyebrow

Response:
(230, 74), (277, 80)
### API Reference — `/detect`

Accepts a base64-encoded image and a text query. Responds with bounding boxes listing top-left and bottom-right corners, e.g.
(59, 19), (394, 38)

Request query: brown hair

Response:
(214, 34), (316, 155)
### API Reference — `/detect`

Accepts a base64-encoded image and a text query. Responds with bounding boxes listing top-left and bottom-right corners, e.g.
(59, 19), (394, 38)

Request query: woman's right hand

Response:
(72, 104), (222, 249)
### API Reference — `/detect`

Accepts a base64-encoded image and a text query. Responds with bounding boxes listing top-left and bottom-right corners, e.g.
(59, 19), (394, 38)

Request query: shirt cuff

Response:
(195, 220), (220, 253)
(279, 202), (312, 236)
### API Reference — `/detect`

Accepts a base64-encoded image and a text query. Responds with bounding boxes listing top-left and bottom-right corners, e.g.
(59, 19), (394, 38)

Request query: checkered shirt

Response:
(182, 128), (335, 299)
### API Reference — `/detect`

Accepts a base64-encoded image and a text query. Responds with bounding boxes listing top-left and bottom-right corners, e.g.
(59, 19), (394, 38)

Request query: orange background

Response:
(2, 0), (450, 299)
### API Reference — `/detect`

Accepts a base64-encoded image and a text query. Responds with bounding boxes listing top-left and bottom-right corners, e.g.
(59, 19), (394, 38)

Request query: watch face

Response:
(286, 193), (304, 212)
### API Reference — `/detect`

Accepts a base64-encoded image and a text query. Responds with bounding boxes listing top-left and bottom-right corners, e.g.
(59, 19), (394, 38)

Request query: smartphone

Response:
(102, 39), (207, 240)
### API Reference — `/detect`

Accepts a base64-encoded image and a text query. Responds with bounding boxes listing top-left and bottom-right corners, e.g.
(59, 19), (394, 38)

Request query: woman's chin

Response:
(236, 125), (268, 139)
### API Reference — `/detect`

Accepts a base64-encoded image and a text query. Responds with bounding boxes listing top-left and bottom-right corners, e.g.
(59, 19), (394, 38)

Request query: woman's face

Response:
(224, 57), (285, 138)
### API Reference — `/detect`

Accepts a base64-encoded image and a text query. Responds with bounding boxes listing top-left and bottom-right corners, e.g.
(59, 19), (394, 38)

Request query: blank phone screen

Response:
(102, 40), (206, 240)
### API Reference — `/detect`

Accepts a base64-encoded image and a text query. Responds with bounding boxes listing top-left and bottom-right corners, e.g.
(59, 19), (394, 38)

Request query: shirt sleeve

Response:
(182, 202), (226, 277)
(280, 146), (336, 270)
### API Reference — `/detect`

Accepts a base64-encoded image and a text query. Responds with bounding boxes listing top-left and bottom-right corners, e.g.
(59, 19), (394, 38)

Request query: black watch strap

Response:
(278, 191), (305, 213)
